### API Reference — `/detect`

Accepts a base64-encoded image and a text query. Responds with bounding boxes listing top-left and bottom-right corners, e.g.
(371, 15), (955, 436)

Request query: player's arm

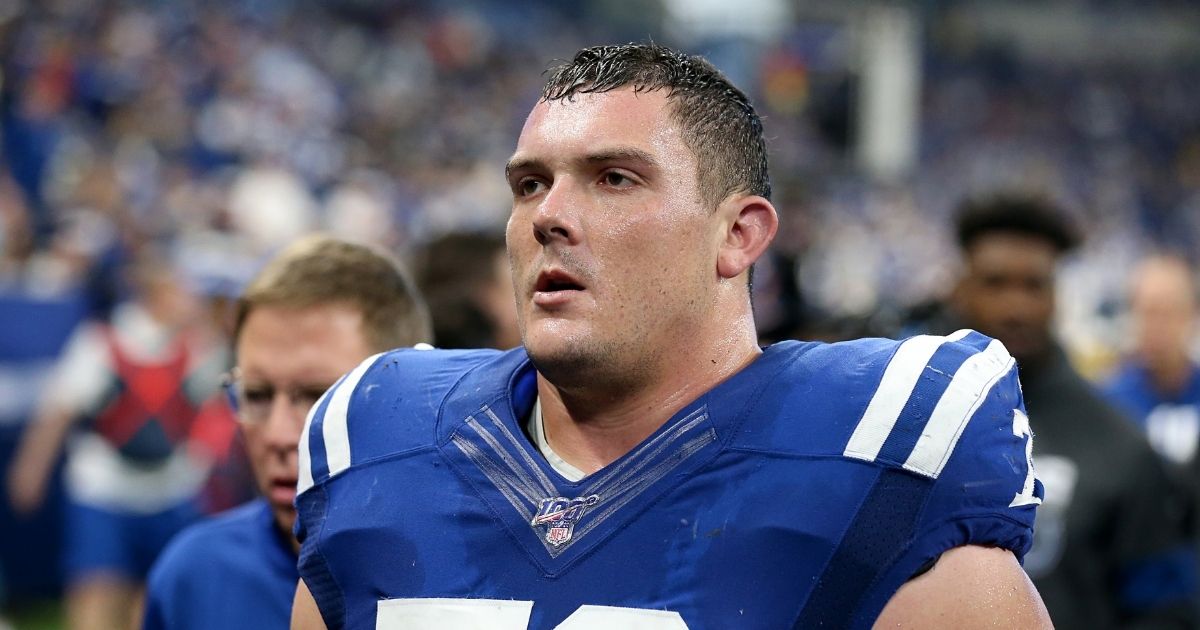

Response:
(875, 545), (1052, 629)
(7, 324), (106, 514)
(6, 405), (75, 514)
(291, 579), (329, 630)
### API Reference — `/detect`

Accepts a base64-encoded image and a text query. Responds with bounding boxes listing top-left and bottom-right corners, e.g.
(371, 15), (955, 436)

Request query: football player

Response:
(291, 44), (1051, 629)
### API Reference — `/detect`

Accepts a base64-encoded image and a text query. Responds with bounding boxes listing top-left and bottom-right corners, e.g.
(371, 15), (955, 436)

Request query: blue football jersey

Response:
(296, 331), (1042, 630)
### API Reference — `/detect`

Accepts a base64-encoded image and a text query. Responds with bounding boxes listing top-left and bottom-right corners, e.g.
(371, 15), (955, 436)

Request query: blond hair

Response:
(235, 234), (432, 352)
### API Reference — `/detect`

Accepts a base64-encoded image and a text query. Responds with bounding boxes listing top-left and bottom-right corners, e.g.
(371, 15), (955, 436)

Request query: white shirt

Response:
(527, 397), (586, 482)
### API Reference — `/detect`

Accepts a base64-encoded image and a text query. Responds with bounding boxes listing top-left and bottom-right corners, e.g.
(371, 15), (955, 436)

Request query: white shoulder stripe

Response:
(903, 339), (1014, 478)
(322, 352), (385, 482)
(843, 330), (970, 462)
(296, 384), (334, 495)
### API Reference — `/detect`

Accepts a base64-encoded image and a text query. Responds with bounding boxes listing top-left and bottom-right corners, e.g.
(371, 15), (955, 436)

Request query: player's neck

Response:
(1144, 352), (1193, 396)
(535, 329), (761, 476)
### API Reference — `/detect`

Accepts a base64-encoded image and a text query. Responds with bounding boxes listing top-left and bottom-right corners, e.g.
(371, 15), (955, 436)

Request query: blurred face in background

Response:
(234, 303), (372, 546)
(142, 268), (201, 330)
(1129, 257), (1197, 369)
(485, 247), (521, 349)
(954, 232), (1058, 366)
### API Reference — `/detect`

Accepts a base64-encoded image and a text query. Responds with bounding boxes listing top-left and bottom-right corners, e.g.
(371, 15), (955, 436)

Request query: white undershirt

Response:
(527, 397), (586, 482)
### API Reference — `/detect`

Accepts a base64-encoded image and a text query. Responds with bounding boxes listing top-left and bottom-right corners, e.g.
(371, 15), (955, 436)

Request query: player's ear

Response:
(716, 194), (778, 281)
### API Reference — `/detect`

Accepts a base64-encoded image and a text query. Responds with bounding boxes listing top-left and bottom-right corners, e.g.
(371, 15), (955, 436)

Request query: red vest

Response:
(92, 326), (201, 463)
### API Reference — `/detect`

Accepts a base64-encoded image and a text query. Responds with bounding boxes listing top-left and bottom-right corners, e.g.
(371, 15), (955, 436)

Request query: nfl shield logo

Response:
(546, 525), (572, 546)
(531, 494), (600, 547)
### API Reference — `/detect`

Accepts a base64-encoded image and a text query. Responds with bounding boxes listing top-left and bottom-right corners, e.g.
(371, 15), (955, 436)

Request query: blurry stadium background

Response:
(1, 0), (1198, 626)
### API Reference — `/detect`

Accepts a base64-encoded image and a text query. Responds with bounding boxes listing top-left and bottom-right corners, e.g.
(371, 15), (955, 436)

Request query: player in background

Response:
(414, 230), (520, 350)
(944, 196), (1194, 628)
(291, 43), (1051, 629)
(1102, 254), (1200, 613)
(141, 235), (431, 629)
(1104, 255), (1200, 469)
(7, 255), (225, 630)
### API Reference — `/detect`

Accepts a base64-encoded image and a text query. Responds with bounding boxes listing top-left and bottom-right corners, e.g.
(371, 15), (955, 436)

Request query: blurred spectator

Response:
(1104, 255), (1200, 468)
(143, 235), (431, 630)
(906, 193), (1194, 629)
(6, 254), (226, 630)
(415, 230), (518, 349)
(1102, 254), (1200, 606)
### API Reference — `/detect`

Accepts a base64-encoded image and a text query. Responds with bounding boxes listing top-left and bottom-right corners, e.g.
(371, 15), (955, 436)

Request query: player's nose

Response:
(261, 398), (304, 451)
(532, 180), (583, 247)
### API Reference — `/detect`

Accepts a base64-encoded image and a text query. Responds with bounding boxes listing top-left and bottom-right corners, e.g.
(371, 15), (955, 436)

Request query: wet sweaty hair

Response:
(955, 194), (1081, 255)
(541, 43), (771, 210)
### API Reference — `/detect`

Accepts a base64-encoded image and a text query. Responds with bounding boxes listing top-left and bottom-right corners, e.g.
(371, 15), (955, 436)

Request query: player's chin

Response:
(524, 319), (587, 350)
(271, 505), (298, 538)
(526, 338), (609, 384)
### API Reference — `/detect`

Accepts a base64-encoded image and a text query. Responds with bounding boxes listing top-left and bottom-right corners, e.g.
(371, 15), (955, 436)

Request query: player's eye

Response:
(516, 178), (545, 197)
(242, 386), (275, 406)
(296, 387), (330, 410)
(601, 171), (630, 187)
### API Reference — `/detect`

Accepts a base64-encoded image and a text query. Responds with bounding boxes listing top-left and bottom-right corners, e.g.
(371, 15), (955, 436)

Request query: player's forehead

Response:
(966, 232), (1057, 274)
(510, 88), (685, 168)
(237, 303), (370, 383)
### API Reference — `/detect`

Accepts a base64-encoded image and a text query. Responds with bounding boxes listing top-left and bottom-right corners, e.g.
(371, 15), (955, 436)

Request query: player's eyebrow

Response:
(505, 156), (544, 179)
(582, 148), (657, 170)
(505, 148), (660, 180)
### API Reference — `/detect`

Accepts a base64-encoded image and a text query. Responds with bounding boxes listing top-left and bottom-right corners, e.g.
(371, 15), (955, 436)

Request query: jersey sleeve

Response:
(834, 330), (1042, 626)
(295, 352), (386, 499)
(293, 351), (386, 629)
(293, 346), (500, 629)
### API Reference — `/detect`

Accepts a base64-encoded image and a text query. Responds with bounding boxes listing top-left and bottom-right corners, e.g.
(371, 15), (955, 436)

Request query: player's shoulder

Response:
(298, 345), (513, 494)
(839, 329), (1021, 477)
(149, 500), (263, 587)
(1099, 360), (1147, 401)
(735, 330), (1022, 477)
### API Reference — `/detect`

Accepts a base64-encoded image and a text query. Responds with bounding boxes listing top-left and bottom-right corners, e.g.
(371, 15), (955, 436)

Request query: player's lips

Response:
(269, 477), (298, 505)
(532, 268), (586, 307)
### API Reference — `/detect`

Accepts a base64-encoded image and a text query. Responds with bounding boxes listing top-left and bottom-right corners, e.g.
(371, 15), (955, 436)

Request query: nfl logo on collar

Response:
(531, 495), (600, 547)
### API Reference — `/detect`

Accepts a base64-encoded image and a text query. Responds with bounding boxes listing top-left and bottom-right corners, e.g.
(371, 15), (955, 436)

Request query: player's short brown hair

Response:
(234, 234), (432, 352)
(542, 43), (770, 210)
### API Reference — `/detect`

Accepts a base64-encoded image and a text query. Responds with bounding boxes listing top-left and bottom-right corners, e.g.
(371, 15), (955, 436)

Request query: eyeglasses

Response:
(221, 369), (333, 425)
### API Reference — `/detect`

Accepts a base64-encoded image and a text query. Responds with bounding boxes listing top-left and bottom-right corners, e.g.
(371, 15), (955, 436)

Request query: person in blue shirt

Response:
(142, 235), (431, 630)
(1105, 254), (1200, 468)
(1103, 254), (1200, 612)
(291, 43), (1051, 629)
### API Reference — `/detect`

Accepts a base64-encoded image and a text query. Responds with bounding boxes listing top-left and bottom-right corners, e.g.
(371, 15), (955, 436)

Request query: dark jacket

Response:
(1020, 345), (1193, 629)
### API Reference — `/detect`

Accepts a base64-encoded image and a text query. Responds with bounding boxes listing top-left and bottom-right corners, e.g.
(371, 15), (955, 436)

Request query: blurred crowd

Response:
(2, 0), (1199, 628)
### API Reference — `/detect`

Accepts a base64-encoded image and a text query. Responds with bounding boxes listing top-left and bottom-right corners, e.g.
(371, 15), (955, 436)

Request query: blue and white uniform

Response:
(297, 332), (1041, 629)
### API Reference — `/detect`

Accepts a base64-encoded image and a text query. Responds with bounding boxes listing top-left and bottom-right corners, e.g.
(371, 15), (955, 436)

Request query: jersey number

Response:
(1008, 409), (1041, 508)
(376, 598), (689, 629)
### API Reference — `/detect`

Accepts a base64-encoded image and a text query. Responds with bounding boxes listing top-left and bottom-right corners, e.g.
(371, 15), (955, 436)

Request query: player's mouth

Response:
(533, 269), (586, 307)
(269, 477), (298, 505)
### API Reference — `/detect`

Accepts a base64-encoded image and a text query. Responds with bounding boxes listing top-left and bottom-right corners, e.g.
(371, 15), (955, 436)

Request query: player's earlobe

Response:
(716, 195), (779, 280)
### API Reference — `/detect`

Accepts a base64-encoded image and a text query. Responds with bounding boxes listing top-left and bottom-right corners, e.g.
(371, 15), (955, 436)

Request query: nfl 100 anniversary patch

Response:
(531, 495), (600, 546)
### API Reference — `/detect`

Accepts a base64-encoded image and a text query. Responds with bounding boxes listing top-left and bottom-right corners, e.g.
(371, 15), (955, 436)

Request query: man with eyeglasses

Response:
(142, 235), (431, 630)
